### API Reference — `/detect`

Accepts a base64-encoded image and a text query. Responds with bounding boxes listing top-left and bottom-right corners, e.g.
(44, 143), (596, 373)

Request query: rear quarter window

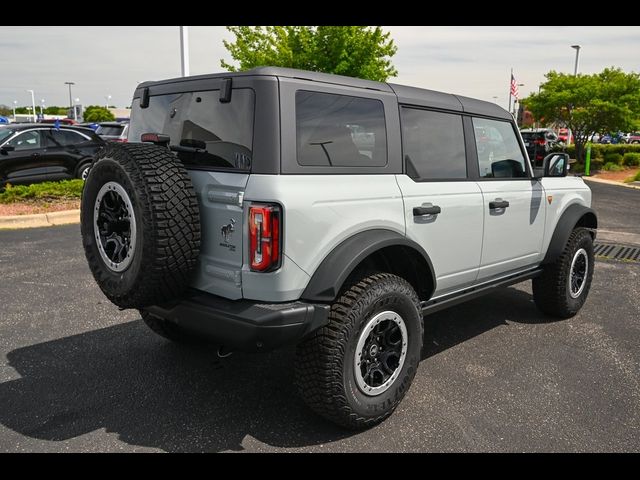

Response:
(295, 90), (387, 167)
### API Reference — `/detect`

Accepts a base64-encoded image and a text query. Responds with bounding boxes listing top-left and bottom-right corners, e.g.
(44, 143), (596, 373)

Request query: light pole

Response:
(75, 98), (81, 121)
(105, 95), (112, 110)
(179, 26), (190, 77)
(40, 98), (46, 117)
(12, 100), (17, 120)
(26, 89), (36, 122)
(571, 45), (581, 76)
(65, 81), (75, 120)
(513, 83), (524, 116)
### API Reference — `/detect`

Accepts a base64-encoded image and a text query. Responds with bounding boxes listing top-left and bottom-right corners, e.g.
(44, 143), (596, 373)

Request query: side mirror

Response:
(541, 153), (569, 178)
(0, 145), (15, 155)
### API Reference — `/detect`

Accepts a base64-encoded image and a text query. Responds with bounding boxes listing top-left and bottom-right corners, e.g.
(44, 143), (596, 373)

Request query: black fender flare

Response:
(542, 204), (597, 264)
(301, 229), (436, 303)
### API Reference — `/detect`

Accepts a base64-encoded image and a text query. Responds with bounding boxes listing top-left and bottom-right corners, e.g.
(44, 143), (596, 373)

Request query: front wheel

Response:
(533, 227), (595, 318)
(295, 273), (423, 429)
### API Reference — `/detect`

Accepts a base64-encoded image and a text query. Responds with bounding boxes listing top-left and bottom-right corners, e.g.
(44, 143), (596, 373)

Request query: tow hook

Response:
(217, 345), (233, 358)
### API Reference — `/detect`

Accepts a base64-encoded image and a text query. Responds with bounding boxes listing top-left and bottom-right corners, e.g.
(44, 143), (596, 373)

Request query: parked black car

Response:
(520, 128), (558, 167)
(0, 124), (105, 185)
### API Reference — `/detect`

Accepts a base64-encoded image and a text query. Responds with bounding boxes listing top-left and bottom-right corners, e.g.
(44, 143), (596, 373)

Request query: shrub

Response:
(0, 180), (84, 204)
(570, 162), (585, 174)
(551, 143), (640, 161)
(604, 153), (624, 165)
(602, 162), (624, 172)
(635, 170), (640, 182)
(623, 152), (640, 166)
(589, 160), (604, 172)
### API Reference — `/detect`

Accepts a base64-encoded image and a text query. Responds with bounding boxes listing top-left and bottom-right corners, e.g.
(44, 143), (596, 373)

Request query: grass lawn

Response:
(0, 180), (83, 216)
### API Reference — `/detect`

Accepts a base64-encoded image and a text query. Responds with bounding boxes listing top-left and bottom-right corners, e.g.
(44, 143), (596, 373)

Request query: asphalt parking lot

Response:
(0, 181), (639, 452)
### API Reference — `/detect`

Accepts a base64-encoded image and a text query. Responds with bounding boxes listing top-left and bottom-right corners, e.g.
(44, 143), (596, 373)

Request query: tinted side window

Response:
(7, 131), (41, 151)
(400, 108), (466, 180)
(472, 118), (527, 178)
(47, 130), (88, 147)
(296, 91), (387, 167)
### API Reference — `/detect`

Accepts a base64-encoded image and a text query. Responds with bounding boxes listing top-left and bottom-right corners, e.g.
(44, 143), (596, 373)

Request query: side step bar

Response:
(420, 268), (543, 316)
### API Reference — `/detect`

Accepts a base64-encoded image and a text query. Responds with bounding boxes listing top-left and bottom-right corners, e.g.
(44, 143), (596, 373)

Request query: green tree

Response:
(44, 106), (69, 115)
(221, 26), (397, 82)
(83, 105), (115, 123)
(523, 68), (640, 162)
(0, 105), (11, 116)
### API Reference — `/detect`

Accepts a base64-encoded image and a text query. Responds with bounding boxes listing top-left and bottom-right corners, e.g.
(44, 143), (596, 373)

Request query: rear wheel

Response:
(533, 227), (594, 318)
(295, 273), (423, 429)
(77, 162), (92, 180)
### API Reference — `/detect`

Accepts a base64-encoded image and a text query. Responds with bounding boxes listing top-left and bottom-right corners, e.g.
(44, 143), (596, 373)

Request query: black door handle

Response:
(413, 205), (441, 216)
(489, 200), (510, 209)
(31, 153), (40, 158)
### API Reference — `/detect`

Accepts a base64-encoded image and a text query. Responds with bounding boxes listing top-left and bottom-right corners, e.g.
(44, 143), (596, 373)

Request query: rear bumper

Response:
(145, 290), (330, 352)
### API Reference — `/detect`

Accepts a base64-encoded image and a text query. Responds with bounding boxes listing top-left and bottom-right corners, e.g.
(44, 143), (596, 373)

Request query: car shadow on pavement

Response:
(422, 286), (552, 360)
(0, 287), (548, 452)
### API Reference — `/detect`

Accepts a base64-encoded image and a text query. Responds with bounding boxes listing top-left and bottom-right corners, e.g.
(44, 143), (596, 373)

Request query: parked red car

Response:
(557, 128), (573, 144)
(39, 118), (77, 126)
(624, 132), (640, 144)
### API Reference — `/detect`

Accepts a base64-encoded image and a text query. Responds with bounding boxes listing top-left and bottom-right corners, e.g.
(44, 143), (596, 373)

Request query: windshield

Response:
(0, 128), (14, 144)
(129, 88), (255, 171)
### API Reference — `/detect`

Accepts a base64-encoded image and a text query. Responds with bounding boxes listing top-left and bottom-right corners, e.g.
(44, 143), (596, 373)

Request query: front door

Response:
(0, 130), (49, 184)
(397, 107), (484, 297)
(471, 117), (546, 282)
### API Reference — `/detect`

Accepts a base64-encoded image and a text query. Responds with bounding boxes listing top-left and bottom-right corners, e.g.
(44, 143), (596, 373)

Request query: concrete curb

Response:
(0, 209), (80, 230)
(583, 176), (640, 190)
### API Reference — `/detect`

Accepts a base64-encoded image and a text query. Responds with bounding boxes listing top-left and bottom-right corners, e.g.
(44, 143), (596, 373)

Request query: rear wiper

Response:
(170, 138), (207, 154)
(169, 144), (206, 154)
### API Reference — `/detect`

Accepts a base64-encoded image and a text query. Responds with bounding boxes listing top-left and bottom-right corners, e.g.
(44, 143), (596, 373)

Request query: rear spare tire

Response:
(81, 143), (201, 309)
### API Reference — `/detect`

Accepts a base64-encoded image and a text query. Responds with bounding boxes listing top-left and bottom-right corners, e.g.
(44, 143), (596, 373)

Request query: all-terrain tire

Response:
(295, 273), (423, 429)
(533, 227), (594, 319)
(81, 143), (200, 309)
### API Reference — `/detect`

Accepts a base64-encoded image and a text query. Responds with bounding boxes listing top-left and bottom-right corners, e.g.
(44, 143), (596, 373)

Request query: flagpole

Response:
(508, 67), (512, 114)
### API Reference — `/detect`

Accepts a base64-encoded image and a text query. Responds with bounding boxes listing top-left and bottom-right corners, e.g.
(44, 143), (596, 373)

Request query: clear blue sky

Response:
(1, 26), (639, 110)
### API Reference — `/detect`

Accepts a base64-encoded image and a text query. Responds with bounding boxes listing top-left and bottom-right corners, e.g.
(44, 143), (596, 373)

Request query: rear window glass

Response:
(48, 130), (90, 146)
(96, 125), (124, 136)
(129, 89), (255, 171)
(295, 91), (387, 167)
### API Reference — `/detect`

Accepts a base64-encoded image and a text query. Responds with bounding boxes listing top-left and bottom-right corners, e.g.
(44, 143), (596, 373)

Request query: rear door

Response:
(42, 129), (90, 179)
(396, 108), (484, 297)
(128, 79), (275, 299)
(472, 117), (546, 282)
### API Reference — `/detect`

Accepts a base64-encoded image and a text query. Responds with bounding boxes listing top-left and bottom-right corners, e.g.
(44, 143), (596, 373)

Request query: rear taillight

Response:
(249, 204), (281, 272)
(535, 139), (546, 146)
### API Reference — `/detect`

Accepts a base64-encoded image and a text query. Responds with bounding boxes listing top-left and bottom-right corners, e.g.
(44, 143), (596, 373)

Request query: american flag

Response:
(510, 73), (519, 100)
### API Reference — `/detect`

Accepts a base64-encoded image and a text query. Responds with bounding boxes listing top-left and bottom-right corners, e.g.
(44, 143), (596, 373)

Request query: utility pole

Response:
(26, 90), (36, 122)
(180, 26), (190, 77)
(508, 68), (513, 114)
(571, 45), (581, 76)
(65, 82), (75, 119)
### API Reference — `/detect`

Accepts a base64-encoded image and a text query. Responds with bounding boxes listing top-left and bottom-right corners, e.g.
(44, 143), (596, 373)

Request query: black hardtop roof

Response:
(136, 66), (511, 120)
